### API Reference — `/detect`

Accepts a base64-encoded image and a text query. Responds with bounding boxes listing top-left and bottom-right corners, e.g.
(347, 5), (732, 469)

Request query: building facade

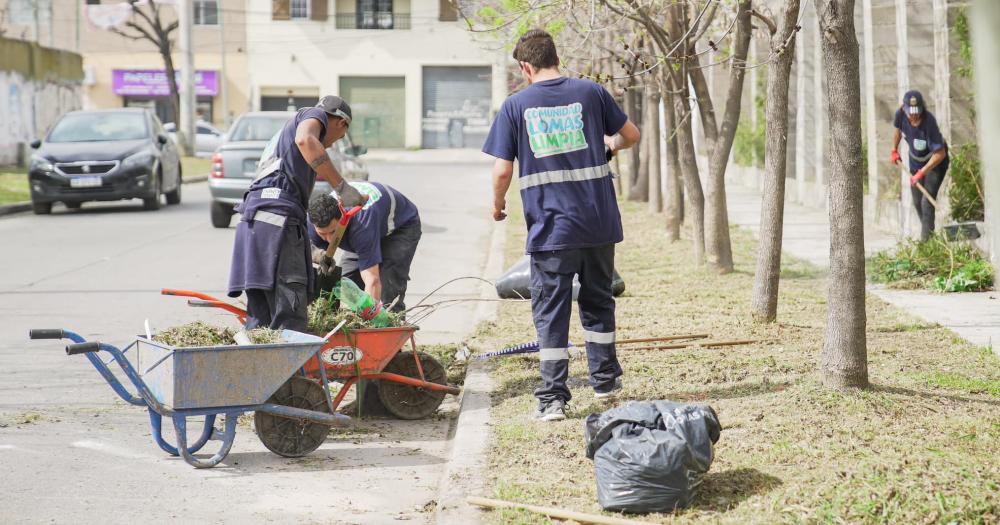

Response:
(245, 0), (505, 148)
(1, 0), (251, 128)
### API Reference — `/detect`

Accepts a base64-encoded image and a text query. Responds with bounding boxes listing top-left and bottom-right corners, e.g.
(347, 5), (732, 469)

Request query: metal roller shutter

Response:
(422, 66), (491, 149)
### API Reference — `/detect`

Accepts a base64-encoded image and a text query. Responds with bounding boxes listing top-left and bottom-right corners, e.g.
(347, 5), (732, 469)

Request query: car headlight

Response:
(30, 154), (54, 172)
(123, 151), (155, 169)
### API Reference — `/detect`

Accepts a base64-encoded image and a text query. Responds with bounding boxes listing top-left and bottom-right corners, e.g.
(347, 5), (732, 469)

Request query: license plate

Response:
(243, 159), (259, 174)
(70, 176), (102, 188)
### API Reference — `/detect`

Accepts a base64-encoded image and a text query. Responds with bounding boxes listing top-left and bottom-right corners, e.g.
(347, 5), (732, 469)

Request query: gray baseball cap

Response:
(316, 95), (352, 124)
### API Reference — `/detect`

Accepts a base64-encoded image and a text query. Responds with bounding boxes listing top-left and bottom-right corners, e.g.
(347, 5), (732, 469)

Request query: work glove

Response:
(334, 180), (368, 208)
(890, 149), (901, 165)
(319, 254), (336, 276)
(910, 169), (926, 187)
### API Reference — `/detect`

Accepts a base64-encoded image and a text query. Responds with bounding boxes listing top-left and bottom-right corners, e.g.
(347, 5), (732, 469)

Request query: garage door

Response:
(422, 67), (492, 149)
(340, 77), (405, 149)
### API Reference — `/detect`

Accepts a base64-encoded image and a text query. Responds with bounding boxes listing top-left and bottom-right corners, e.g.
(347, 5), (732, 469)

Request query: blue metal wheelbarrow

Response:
(28, 328), (351, 468)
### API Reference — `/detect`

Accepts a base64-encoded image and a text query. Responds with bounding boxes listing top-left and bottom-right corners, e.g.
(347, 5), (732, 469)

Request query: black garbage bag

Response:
(584, 401), (721, 513)
(495, 255), (626, 299)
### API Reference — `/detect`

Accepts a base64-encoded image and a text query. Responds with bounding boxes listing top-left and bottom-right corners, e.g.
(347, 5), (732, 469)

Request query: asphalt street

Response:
(0, 154), (496, 524)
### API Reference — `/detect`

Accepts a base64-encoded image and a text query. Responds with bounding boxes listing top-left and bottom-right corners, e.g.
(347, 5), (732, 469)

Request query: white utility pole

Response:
(178, 0), (197, 156)
(219, 2), (230, 127)
(973, 0), (1000, 280)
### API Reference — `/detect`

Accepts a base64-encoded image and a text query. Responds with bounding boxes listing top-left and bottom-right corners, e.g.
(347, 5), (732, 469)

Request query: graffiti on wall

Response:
(0, 71), (81, 165)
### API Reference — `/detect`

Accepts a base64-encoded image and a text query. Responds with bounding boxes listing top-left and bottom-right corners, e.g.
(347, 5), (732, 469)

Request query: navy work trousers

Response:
(530, 244), (622, 405)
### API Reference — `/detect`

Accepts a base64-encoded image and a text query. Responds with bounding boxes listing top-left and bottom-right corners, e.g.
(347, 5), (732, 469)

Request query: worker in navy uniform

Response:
(891, 89), (950, 241)
(228, 96), (367, 331)
(307, 182), (422, 312)
(482, 29), (641, 421)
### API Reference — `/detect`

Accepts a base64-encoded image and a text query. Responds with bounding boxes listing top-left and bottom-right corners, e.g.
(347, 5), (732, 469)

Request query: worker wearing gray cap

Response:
(891, 89), (949, 241)
(228, 96), (368, 331)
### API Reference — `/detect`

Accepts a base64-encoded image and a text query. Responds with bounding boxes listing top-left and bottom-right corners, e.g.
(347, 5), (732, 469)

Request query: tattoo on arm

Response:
(309, 152), (331, 170)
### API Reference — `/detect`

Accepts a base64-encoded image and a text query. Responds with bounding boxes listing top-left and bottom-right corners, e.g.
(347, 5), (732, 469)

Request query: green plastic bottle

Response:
(333, 279), (392, 328)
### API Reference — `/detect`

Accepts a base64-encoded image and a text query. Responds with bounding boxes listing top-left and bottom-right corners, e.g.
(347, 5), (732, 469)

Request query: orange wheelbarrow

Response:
(161, 288), (460, 420)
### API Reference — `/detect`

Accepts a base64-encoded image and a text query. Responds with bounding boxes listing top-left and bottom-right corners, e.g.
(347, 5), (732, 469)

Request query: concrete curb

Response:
(183, 175), (208, 184)
(0, 202), (31, 216)
(435, 218), (506, 524)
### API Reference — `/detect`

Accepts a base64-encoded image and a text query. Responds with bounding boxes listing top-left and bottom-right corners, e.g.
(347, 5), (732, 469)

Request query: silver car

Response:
(208, 111), (369, 228)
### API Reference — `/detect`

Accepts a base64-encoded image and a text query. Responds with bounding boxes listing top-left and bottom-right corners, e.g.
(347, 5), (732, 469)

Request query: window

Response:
(358, 0), (392, 28)
(194, 0), (219, 25)
(290, 0), (310, 19)
(86, 0), (101, 5)
(439, 0), (457, 21)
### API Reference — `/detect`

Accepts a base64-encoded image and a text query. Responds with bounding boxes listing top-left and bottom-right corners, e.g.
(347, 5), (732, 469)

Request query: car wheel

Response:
(165, 174), (182, 205)
(211, 201), (234, 228)
(64, 202), (82, 210)
(32, 201), (52, 215)
(143, 173), (162, 211)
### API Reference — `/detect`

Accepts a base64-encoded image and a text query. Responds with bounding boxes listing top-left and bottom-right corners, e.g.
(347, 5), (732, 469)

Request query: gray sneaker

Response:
(535, 400), (567, 421)
(594, 378), (623, 400)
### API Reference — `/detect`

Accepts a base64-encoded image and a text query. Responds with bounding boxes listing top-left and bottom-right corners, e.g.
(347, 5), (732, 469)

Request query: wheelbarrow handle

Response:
(29, 329), (66, 340)
(66, 342), (101, 355)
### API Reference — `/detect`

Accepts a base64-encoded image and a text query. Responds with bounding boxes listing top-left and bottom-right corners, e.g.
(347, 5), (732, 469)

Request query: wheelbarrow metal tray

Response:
(136, 329), (325, 410)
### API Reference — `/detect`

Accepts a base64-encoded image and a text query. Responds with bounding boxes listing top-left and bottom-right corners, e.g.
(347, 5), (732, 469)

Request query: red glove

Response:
(910, 169), (926, 187)
(890, 149), (901, 165)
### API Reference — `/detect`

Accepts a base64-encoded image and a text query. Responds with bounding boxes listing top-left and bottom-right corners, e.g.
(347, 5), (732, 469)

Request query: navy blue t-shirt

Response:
(309, 182), (419, 271)
(251, 107), (329, 210)
(893, 108), (949, 174)
(482, 77), (627, 253)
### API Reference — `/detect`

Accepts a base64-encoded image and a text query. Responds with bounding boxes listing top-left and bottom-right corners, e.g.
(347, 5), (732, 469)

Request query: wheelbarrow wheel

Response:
(254, 376), (331, 458)
(378, 351), (448, 420)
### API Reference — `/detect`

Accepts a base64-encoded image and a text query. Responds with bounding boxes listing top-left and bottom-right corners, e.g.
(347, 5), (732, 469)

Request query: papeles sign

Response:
(112, 69), (218, 97)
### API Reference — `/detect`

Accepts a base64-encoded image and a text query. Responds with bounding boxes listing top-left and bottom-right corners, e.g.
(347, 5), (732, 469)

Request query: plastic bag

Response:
(584, 401), (721, 513)
(495, 255), (626, 300)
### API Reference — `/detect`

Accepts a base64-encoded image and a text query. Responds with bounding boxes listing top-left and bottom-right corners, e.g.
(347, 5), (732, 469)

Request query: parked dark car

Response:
(208, 111), (369, 228)
(28, 108), (182, 214)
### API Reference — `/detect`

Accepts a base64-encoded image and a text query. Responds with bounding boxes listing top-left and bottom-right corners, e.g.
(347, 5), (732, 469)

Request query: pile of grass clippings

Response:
(869, 233), (994, 292)
(152, 321), (282, 347)
(307, 291), (402, 334)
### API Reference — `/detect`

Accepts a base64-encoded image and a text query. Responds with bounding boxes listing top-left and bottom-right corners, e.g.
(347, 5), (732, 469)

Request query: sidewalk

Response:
(726, 180), (1000, 353)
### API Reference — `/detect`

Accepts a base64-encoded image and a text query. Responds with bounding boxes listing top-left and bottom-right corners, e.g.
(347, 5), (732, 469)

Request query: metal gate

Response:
(421, 67), (491, 149)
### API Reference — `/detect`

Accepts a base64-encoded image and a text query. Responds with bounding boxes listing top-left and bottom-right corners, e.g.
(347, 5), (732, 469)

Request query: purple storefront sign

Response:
(112, 69), (219, 97)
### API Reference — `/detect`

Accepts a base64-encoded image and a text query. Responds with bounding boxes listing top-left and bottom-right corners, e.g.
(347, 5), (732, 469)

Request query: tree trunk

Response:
(815, 0), (869, 390)
(619, 89), (637, 198)
(663, 88), (683, 240)
(669, 70), (706, 263)
(631, 89), (649, 201)
(647, 88), (662, 213)
(751, 0), (802, 323)
(701, 0), (752, 274)
(161, 45), (189, 154)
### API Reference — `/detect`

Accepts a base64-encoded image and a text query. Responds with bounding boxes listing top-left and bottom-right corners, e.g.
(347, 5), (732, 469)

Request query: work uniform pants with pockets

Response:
(911, 168), (945, 242)
(530, 244), (622, 405)
(246, 222), (310, 332)
(342, 219), (422, 313)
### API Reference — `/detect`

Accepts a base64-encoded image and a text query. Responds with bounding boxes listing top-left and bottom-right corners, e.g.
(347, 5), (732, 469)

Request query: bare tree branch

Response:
(751, 9), (778, 35)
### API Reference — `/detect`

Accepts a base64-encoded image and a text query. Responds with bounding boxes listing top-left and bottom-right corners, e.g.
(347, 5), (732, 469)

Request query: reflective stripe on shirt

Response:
(519, 163), (610, 190)
(909, 150), (933, 162)
(386, 187), (398, 235)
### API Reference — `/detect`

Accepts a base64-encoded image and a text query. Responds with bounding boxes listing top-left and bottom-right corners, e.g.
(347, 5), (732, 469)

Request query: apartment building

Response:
(245, 0), (505, 148)
(0, 0), (250, 127)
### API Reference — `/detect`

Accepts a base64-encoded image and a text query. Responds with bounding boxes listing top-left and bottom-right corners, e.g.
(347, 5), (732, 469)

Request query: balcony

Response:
(335, 12), (411, 29)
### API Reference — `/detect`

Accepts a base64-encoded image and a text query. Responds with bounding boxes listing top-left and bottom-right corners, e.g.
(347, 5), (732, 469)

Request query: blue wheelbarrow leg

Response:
(172, 412), (239, 468)
(149, 409), (217, 456)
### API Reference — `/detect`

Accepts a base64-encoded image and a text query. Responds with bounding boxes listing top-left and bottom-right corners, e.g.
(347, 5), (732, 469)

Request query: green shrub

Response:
(948, 142), (984, 222)
(869, 233), (993, 292)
